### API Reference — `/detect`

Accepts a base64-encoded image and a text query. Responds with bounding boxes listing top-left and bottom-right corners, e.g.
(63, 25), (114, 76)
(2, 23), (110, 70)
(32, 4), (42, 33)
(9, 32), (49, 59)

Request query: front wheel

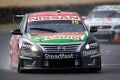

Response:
(88, 67), (101, 73)
(17, 60), (24, 73)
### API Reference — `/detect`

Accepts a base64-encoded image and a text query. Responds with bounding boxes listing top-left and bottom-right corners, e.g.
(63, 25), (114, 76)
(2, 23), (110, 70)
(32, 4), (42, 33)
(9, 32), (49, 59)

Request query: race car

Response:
(9, 10), (101, 73)
(84, 5), (120, 42)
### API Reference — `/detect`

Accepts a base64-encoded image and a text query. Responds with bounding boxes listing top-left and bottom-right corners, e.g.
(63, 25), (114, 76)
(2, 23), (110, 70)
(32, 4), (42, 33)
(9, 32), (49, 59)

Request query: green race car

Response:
(9, 11), (101, 73)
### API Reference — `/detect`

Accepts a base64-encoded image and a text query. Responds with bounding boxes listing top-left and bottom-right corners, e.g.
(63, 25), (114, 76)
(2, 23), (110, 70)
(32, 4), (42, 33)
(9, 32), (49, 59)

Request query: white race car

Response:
(84, 5), (120, 42)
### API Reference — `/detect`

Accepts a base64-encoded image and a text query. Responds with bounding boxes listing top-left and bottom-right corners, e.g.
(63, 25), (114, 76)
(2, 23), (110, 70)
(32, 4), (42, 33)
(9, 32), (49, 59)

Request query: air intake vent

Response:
(41, 44), (80, 53)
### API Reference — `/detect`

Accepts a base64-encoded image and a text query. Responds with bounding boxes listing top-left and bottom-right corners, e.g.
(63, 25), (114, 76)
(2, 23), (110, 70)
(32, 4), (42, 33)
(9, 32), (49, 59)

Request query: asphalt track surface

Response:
(0, 31), (120, 80)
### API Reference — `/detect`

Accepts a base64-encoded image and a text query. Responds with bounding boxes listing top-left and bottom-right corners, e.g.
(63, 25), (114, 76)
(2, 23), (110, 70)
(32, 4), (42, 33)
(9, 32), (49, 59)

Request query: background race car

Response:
(84, 5), (120, 42)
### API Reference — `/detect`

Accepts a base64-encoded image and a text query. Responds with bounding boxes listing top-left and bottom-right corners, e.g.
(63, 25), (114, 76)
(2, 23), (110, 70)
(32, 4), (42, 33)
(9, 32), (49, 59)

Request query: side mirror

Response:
(90, 27), (97, 33)
(13, 15), (24, 25)
(11, 29), (22, 35)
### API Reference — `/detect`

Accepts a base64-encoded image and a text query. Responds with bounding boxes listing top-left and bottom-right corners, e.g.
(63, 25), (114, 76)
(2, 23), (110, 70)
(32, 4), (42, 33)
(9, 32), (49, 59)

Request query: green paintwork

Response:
(30, 31), (88, 43)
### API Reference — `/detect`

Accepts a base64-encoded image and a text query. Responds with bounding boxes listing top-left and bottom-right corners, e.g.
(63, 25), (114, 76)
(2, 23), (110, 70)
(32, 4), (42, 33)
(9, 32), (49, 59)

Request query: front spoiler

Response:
(19, 53), (101, 71)
(20, 66), (101, 70)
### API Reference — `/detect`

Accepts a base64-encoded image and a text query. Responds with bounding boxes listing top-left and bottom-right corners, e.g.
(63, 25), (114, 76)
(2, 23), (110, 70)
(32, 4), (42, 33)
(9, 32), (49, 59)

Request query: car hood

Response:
(84, 18), (120, 26)
(29, 31), (88, 44)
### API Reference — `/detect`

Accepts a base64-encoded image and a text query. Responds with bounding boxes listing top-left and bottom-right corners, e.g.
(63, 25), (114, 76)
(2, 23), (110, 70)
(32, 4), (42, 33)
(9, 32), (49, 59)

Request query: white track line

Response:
(102, 64), (120, 66)
(105, 50), (111, 53)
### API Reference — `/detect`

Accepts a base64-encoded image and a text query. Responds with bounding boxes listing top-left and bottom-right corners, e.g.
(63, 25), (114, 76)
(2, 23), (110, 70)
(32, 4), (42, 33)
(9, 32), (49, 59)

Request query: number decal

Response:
(72, 20), (79, 24)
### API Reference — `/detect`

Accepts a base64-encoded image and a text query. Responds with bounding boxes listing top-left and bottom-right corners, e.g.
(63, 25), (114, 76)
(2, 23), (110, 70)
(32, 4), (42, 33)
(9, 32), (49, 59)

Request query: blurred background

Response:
(0, 0), (120, 31)
(0, 1), (120, 80)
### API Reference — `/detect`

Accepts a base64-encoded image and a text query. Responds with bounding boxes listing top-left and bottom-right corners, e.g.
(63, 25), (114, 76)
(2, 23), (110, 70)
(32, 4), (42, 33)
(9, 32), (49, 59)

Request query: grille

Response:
(91, 26), (111, 29)
(94, 31), (113, 35)
(49, 59), (75, 68)
(41, 44), (80, 53)
(95, 35), (112, 40)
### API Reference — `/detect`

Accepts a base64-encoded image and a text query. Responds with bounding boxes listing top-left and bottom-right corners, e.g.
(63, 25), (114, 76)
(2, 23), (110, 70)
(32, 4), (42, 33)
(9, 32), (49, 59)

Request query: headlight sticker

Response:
(82, 50), (98, 56)
(89, 42), (98, 48)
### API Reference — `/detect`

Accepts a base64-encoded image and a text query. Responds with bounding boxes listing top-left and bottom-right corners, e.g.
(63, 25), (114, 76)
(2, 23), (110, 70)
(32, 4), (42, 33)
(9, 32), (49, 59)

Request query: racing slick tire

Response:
(88, 62), (101, 72)
(17, 60), (24, 73)
(88, 67), (101, 72)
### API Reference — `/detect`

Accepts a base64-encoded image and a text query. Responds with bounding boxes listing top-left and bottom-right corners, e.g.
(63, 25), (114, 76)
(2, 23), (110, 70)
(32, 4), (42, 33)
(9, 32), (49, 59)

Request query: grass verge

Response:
(0, 24), (15, 31)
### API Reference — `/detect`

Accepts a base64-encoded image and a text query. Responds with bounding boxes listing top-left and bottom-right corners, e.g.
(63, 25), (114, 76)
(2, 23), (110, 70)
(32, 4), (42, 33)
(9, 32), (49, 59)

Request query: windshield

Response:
(27, 20), (85, 33)
(88, 11), (120, 18)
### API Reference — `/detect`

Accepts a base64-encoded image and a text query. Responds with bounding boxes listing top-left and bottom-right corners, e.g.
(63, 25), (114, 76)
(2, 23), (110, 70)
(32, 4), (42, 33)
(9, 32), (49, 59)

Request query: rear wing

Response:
(13, 15), (24, 25)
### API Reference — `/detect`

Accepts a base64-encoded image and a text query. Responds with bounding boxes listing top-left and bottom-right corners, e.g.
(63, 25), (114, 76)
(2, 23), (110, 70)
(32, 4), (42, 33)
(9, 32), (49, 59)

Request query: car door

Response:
(9, 15), (27, 68)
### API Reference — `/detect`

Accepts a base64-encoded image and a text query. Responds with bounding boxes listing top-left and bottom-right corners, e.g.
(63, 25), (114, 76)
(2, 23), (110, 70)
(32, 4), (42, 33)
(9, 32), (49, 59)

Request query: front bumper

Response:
(19, 53), (101, 70)
(93, 31), (115, 41)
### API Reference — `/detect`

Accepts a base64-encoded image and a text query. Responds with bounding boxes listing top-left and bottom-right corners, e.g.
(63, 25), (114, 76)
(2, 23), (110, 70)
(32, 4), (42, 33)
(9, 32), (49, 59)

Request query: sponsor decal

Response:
(82, 50), (98, 56)
(72, 20), (79, 24)
(31, 32), (84, 36)
(28, 16), (80, 22)
(44, 35), (81, 40)
(29, 12), (78, 17)
(32, 35), (81, 42)
(44, 53), (74, 59)
(31, 32), (83, 41)
(31, 31), (88, 43)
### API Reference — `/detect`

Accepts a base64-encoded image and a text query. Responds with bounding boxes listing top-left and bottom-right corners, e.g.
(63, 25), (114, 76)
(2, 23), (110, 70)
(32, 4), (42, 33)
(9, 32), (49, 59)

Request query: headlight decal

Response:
(22, 41), (39, 52)
(82, 49), (98, 56)
(22, 42), (32, 50)
(85, 42), (98, 50)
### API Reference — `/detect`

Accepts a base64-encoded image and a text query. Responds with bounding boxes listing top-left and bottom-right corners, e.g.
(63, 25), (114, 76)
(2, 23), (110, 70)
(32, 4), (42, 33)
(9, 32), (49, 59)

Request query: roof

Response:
(28, 11), (81, 22)
(94, 5), (120, 11)
(29, 11), (79, 17)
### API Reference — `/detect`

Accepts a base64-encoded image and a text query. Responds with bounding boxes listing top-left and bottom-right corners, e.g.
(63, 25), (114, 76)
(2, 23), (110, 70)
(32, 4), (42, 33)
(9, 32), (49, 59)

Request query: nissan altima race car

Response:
(84, 5), (120, 42)
(9, 10), (101, 73)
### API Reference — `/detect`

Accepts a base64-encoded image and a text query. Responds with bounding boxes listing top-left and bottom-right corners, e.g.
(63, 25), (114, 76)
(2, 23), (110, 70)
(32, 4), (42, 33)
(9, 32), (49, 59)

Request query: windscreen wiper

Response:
(30, 28), (58, 32)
